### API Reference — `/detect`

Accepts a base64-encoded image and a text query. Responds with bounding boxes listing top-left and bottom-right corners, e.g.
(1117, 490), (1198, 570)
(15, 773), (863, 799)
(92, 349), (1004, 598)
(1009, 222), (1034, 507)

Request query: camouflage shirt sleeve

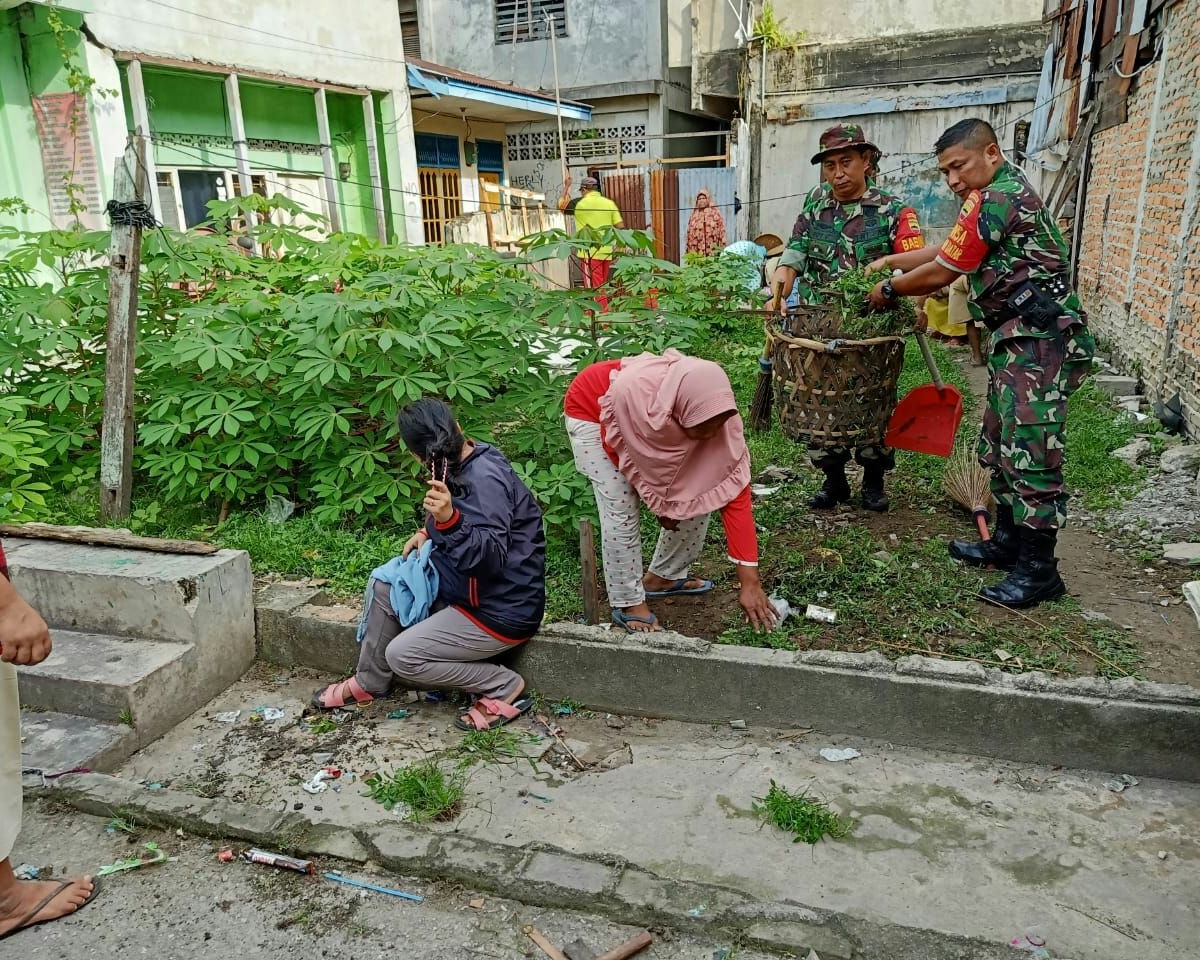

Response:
(779, 187), (822, 271)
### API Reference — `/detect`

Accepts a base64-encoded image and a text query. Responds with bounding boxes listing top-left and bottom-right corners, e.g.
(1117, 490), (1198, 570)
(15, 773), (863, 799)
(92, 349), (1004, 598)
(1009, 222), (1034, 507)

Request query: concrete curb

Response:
(256, 584), (1200, 782)
(38, 772), (1014, 960)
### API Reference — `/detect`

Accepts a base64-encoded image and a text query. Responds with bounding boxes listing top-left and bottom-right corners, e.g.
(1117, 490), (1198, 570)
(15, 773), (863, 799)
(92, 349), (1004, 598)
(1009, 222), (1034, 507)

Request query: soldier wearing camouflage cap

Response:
(867, 118), (1095, 609)
(772, 123), (925, 513)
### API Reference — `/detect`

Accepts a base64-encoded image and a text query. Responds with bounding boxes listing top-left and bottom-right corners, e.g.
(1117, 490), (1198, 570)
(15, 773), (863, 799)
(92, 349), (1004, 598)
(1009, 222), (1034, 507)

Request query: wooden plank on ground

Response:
(0, 523), (219, 555)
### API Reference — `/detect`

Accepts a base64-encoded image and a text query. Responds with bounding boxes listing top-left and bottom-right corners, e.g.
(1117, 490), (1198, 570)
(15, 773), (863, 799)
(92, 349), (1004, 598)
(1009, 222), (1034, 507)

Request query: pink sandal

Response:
(455, 695), (533, 732)
(311, 676), (375, 711)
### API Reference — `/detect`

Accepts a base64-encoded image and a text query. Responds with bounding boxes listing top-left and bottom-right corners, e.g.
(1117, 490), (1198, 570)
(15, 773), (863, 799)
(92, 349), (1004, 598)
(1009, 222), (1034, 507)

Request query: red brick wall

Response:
(1076, 0), (1200, 431)
(31, 91), (104, 230)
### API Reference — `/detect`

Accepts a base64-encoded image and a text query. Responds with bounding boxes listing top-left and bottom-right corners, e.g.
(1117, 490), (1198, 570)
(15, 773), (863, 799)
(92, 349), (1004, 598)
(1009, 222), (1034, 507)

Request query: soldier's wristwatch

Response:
(881, 279), (897, 301)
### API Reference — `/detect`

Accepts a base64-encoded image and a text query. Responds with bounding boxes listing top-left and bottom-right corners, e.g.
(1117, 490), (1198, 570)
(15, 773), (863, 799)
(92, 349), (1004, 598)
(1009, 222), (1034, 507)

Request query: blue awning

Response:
(406, 63), (591, 122)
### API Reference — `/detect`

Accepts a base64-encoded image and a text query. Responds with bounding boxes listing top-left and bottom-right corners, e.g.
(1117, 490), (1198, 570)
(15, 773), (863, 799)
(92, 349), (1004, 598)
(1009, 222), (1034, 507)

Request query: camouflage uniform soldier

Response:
(772, 124), (925, 512)
(868, 118), (1094, 609)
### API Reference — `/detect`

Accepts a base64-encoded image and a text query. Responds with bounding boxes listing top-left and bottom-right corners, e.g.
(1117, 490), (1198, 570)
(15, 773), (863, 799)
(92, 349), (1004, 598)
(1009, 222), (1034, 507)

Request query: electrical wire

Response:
(127, 71), (1087, 243)
(130, 0), (408, 64)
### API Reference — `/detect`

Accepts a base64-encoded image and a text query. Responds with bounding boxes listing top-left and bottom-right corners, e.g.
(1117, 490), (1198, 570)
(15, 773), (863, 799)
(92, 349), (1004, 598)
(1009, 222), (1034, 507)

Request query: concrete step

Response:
(18, 630), (194, 747)
(5, 536), (255, 745)
(4, 536), (253, 646)
(20, 710), (135, 773)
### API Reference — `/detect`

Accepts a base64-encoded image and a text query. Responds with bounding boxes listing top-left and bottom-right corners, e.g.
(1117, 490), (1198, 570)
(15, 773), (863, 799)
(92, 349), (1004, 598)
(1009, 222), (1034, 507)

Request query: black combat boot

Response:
(859, 462), (889, 512)
(948, 503), (1019, 571)
(978, 528), (1066, 608)
(809, 464), (851, 510)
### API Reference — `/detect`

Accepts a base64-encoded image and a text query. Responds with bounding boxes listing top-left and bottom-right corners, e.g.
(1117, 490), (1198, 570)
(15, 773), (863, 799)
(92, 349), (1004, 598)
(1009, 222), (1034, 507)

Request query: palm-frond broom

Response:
(942, 439), (994, 541)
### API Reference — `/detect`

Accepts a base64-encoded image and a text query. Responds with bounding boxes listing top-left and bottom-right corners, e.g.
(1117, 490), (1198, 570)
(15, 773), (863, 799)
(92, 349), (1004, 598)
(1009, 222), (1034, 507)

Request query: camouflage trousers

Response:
(978, 328), (1095, 529)
(810, 444), (895, 471)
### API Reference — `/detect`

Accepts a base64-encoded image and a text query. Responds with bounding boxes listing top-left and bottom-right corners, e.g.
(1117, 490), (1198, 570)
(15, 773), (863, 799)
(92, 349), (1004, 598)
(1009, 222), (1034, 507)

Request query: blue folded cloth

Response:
(356, 539), (440, 643)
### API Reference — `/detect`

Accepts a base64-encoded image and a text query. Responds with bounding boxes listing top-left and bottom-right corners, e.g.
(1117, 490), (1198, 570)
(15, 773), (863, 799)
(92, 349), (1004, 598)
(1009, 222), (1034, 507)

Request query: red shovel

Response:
(885, 331), (963, 457)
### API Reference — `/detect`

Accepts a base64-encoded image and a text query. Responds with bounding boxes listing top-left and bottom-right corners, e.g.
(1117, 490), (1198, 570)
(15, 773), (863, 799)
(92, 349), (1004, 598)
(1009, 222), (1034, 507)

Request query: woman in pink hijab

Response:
(564, 350), (778, 633)
(684, 190), (727, 257)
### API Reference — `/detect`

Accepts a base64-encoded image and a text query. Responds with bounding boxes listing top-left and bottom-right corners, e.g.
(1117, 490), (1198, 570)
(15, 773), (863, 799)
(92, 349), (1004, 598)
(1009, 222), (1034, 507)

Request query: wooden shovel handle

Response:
(915, 331), (945, 392)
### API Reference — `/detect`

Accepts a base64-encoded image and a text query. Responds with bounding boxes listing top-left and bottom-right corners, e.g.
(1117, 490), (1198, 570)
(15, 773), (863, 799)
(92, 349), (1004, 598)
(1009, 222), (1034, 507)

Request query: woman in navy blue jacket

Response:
(314, 398), (546, 731)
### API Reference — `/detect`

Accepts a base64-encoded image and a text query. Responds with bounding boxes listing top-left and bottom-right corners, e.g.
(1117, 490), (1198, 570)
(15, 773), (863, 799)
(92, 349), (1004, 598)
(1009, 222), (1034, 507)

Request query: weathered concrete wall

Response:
(755, 86), (1040, 245)
(256, 585), (1200, 782)
(1076, 0), (1200, 434)
(746, 25), (1046, 243)
(416, 0), (665, 97)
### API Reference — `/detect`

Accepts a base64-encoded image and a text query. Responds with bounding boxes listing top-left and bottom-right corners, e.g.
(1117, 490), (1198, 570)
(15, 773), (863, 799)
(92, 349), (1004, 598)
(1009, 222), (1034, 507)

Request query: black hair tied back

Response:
(397, 397), (468, 496)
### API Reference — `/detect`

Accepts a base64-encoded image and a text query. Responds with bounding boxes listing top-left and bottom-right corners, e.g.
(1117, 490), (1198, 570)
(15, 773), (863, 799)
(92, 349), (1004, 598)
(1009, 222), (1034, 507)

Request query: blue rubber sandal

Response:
(644, 578), (714, 598)
(611, 609), (660, 633)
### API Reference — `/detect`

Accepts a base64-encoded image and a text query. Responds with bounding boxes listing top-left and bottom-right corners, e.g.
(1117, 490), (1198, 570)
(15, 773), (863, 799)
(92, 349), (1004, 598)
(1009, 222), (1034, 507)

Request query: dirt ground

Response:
(634, 353), (1200, 686)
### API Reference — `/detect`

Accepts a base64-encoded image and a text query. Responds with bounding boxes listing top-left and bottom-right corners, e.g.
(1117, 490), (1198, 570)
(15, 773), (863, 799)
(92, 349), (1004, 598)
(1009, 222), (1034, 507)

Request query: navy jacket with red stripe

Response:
(425, 442), (546, 641)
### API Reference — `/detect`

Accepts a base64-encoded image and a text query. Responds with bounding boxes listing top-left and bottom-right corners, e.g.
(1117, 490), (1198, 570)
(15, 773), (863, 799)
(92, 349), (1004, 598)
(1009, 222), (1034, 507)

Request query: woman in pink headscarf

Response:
(684, 190), (727, 257)
(564, 350), (778, 633)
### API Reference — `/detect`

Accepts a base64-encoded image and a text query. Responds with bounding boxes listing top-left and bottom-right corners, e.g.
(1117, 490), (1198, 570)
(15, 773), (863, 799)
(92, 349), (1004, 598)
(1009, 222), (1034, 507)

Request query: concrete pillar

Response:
(313, 87), (342, 233)
(379, 86), (426, 245)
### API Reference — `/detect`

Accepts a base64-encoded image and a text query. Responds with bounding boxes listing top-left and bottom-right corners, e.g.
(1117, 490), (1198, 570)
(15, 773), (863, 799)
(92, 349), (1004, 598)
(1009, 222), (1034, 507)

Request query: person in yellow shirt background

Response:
(564, 176), (624, 312)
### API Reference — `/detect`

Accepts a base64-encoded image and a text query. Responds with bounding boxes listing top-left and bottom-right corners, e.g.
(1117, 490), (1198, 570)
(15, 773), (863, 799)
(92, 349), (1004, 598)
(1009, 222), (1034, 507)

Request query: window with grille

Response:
(494, 0), (566, 44)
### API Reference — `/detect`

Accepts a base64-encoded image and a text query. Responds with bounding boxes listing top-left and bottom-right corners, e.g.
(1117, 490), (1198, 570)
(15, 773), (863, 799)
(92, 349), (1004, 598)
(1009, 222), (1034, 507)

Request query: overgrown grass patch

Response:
(754, 779), (853, 844)
(455, 727), (542, 768)
(1062, 381), (1151, 510)
(362, 759), (465, 821)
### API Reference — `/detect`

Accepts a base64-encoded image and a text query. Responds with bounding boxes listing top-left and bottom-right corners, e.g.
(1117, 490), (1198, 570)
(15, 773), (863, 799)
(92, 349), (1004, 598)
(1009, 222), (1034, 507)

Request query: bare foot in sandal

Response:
(0, 867), (99, 940)
(612, 602), (663, 633)
(457, 681), (532, 731)
(311, 676), (375, 711)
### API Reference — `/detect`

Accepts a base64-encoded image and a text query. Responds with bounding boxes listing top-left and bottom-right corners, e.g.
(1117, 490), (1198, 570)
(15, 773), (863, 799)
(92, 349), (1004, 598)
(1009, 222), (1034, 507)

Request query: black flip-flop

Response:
(0, 878), (102, 942)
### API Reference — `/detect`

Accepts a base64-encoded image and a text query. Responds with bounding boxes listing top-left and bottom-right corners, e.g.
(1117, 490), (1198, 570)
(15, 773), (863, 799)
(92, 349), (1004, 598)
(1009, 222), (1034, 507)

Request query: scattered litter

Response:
(805, 952), (823, 960)
(217, 848), (235, 863)
(14, 864), (38, 880)
(819, 747), (861, 763)
(687, 905), (707, 917)
(242, 848), (314, 875)
(871, 550), (893, 563)
(146, 782), (163, 791)
(757, 464), (796, 483)
(713, 951), (731, 960)
(769, 595), (793, 623)
(805, 604), (838, 624)
(213, 711), (241, 724)
(517, 787), (554, 803)
(993, 649), (1013, 662)
(98, 842), (170, 876)
(302, 769), (334, 794)
(729, 719), (747, 730)
(751, 484), (780, 497)
(1158, 850), (1168, 860)
(424, 691), (446, 702)
(311, 752), (334, 764)
(266, 495), (295, 524)
(1103, 773), (1140, 793)
(469, 897), (486, 909)
(324, 871), (423, 901)
(387, 709), (411, 720)
(554, 704), (575, 716)
(252, 706), (286, 722)
(331, 709), (352, 723)
(293, 802), (304, 811)
(604, 714), (626, 729)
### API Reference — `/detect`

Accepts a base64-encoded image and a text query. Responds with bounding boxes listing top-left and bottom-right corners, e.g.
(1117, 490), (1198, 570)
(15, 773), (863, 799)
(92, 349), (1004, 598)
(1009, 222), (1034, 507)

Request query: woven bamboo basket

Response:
(767, 305), (906, 448)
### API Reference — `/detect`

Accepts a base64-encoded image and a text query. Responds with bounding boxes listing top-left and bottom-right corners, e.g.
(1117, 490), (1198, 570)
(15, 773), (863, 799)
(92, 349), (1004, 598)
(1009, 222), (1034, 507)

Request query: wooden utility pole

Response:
(99, 135), (148, 521)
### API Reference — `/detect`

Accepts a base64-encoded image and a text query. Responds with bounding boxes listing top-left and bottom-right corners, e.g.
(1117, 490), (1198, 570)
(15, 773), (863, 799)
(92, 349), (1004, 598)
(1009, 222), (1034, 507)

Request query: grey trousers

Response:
(354, 581), (524, 701)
